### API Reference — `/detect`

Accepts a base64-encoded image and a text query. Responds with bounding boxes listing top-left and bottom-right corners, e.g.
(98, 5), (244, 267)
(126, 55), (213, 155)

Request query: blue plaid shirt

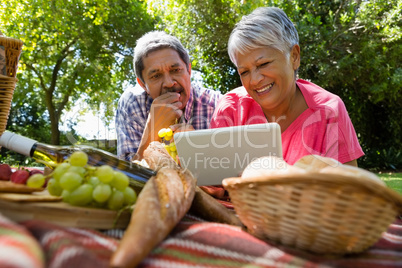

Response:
(116, 83), (222, 161)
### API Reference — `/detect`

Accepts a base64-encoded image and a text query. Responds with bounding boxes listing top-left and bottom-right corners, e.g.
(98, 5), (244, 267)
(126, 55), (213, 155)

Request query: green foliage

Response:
(363, 147), (402, 172)
(378, 172), (402, 195)
(0, 125), (89, 167)
(147, 0), (248, 92)
(150, 0), (401, 170)
(290, 0), (402, 170)
(0, 0), (400, 170)
(0, 0), (156, 144)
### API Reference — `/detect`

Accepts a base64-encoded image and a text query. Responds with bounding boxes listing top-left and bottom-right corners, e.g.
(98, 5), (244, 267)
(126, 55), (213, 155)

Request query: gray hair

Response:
(134, 31), (190, 83)
(228, 7), (299, 66)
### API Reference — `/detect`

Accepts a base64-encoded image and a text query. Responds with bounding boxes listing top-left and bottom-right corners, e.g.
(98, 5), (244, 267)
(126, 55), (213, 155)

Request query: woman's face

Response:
(235, 45), (300, 112)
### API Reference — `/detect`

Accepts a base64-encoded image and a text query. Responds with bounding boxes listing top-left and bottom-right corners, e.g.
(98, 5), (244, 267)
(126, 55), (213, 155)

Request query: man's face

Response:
(139, 48), (191, 110)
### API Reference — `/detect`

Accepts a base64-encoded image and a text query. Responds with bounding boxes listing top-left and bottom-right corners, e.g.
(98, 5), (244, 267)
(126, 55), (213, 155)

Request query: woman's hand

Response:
(169, 123), (195, 133)
(168, 123), (194, 166)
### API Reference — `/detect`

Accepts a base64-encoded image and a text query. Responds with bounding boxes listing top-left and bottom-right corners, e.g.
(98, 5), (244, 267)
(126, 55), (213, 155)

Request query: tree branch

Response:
(56, 76), (74, 118)
(333, 0), (344, 20)
(49, 39), (78, 94)
(55, 64), (85, 120)
(24, 62), (49, 92)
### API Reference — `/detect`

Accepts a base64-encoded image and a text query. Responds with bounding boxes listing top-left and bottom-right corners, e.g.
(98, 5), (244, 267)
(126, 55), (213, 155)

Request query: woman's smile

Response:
(255, 82), (275, 94)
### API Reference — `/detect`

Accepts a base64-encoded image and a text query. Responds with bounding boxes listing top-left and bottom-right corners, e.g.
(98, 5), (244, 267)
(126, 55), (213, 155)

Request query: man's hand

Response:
(151, 92), (183, 132)
(134, 92), (184, 160)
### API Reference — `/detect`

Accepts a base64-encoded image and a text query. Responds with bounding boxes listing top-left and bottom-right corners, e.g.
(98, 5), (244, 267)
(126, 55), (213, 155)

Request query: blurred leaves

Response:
(150, 0), (401, 170)
(0, 0), (155, 144)
(0, 0), (400, 169)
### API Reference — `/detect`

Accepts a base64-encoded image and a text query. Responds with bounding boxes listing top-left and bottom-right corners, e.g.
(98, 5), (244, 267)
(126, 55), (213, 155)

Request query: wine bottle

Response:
(0, 131), (156, 187)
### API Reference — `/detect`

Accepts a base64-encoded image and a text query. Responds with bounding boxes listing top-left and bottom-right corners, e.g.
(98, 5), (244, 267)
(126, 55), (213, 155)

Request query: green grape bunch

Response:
(46, 151), (137, 210)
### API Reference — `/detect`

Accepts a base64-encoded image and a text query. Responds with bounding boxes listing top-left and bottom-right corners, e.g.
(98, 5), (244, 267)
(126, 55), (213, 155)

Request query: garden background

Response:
(0, 1), (400, 183)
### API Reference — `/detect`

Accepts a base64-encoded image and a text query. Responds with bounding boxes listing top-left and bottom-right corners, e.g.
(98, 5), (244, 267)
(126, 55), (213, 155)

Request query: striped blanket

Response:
(1, 211), (401, 268)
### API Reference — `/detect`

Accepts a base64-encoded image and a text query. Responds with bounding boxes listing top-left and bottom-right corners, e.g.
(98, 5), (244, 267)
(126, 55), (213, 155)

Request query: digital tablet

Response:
(173, 123), (282, 186)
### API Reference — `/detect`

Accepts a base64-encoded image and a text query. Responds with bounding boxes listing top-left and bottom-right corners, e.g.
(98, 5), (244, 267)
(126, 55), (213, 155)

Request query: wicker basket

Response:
(0, 33), (23, 136)
(223, 171), (402, 255)
(0, 34), (23, 78)
(0, 75), (17, 135)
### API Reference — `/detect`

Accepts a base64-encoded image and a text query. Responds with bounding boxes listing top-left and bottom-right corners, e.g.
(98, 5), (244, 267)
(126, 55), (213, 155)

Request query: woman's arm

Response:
(344, 159), (358, 167)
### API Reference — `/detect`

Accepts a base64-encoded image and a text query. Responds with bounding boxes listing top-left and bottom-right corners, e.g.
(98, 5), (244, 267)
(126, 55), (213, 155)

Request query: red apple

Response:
(10, 169), (30, 184)
(0, 164), (12, 181)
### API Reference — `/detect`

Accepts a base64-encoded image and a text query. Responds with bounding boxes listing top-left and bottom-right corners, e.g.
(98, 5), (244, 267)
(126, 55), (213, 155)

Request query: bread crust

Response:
(110, 145), (196, 268)
(144, 141), (243, 227)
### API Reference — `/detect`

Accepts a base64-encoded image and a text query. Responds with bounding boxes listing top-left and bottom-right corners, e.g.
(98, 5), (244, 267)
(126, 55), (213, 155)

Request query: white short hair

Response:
(228, 7), (299, 65)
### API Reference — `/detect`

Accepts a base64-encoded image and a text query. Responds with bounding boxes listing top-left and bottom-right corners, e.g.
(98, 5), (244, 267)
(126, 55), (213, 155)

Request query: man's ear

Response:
(291, 44), (300, 71)
(137, 77), (148, 92)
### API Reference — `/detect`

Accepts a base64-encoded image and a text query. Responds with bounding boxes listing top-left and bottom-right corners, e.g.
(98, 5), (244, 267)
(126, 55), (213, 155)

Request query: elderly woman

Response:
(210, 7), (364, 166)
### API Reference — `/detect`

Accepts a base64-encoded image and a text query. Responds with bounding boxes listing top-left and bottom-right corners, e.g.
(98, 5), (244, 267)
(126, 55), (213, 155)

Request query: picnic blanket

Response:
(0, 209), (401, 268)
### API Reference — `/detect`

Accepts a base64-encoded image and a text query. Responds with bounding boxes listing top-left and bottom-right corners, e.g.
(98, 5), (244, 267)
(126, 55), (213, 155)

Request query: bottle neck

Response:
(30, 143), (38, 157)
(0, 131), (37, 157)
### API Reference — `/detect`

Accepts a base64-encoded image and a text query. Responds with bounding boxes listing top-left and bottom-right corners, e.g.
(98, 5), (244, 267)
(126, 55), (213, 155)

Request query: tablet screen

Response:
(174, 123), (282, 185)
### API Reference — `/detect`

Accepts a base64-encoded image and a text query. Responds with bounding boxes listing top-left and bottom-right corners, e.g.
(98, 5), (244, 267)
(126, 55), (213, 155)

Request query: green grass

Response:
(378, 172), (402, 195)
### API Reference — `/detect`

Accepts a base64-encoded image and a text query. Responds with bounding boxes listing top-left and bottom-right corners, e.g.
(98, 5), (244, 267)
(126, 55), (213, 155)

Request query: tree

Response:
(148, 0), (401, 169)
(290, 0), (402, 169)
(147, 0), (250, 93)
(0, 0), (156, 144)
(1, 0), (400, 169)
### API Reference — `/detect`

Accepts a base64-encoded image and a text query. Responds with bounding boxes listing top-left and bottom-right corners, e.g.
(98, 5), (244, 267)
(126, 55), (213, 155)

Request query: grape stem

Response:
(113, 205), (135, 228)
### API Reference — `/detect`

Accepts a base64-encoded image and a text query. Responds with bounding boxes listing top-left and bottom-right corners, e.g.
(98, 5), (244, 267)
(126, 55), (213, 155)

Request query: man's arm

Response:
(134, 93), (183, 160)
(133, 115), (158, 160)
(116, 86), (154, 161)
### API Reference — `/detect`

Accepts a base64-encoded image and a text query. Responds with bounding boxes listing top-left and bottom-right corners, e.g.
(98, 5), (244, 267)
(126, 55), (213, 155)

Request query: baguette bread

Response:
(293, 154), (341, 171)
(242, 156), (306, 179)
(110, 152), (196, 267)
(144, 141), (243, 227)
(294, 155), (385, 186)
(189, 186), (242, 226)
(240, 155), (385, 187)
(142, 141), (179, 171)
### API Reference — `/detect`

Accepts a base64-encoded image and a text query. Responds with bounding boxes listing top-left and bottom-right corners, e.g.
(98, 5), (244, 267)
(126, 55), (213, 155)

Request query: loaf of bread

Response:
(239, 155), (384, 186)
(144, 141), (243, 226)
(142, 141), (179, 171)
(241, 156), (306, 179)
(110, 147), (196, 267)
(294, 155), (385, 186)
(293, 154), (341, 171)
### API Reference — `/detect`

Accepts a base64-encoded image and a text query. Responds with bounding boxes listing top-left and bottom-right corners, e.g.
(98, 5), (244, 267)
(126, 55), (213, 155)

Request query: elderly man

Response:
(116, 31), (221, 161)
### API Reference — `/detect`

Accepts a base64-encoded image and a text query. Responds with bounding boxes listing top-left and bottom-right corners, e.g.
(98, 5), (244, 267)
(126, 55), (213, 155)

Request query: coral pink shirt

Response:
(210, 79), (364, 165)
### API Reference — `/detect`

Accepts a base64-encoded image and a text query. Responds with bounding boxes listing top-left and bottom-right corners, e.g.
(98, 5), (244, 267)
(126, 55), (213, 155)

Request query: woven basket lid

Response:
(224, 171), (402, 211)
(0, 32), (23, 78)
(223, 155), (402, 213)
